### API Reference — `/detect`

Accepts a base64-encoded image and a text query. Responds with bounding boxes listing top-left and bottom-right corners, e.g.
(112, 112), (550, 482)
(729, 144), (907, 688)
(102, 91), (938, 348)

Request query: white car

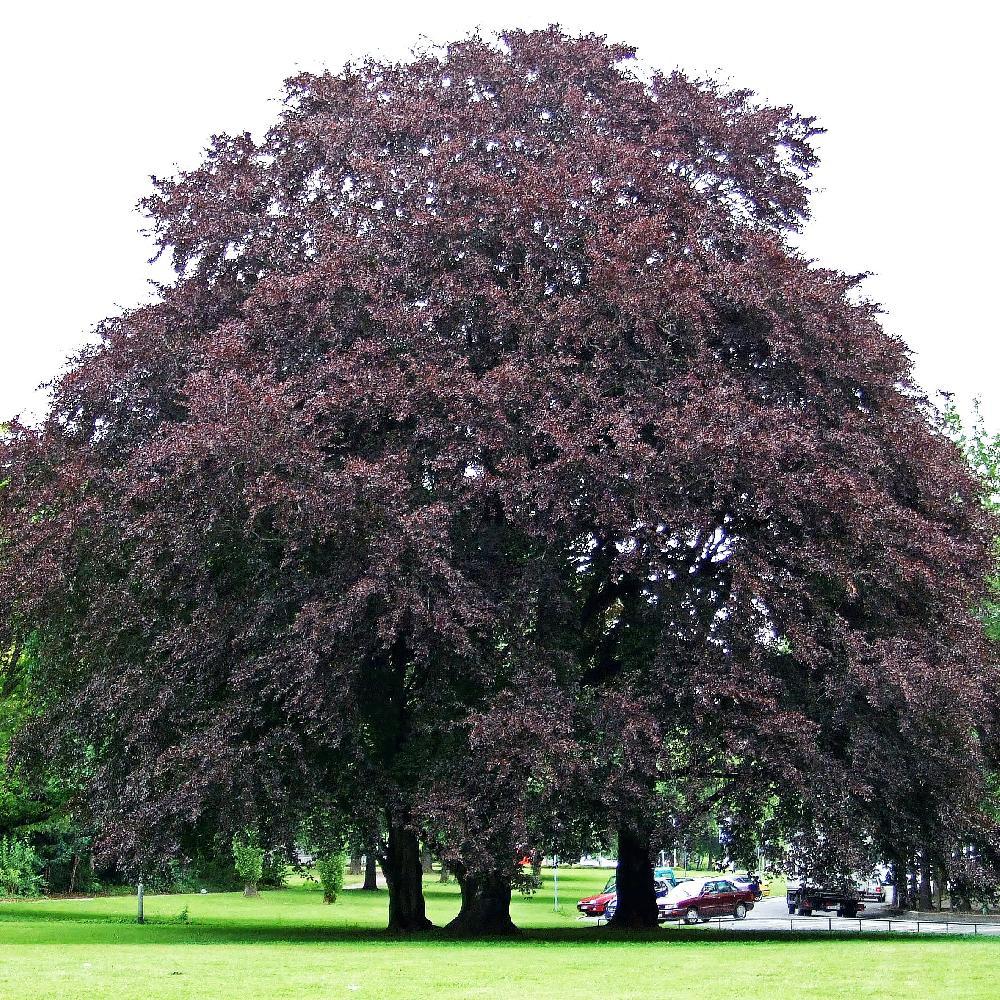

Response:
(857, 877), (886, 902)
(656, 877), (711, 914)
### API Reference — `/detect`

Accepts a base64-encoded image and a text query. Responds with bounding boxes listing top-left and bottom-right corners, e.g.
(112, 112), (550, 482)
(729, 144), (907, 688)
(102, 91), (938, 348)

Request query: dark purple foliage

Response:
(1, 27), (996, 931)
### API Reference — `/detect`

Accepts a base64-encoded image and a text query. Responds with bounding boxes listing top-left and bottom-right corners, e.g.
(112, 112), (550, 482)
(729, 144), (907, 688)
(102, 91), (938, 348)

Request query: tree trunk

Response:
(446, 871), (515, 935)
(438, 862), (451, 884)
(420, 842), (435, 874)
(608, 824), (658, 929)
(243, 883), (258, 897)
(363, 851), (379, 891)
(381, 824), (432, 931)
(68, 853), (80, 895)
(349, 854), (362, 876)
(889, 854), (906, 910)
(907, 861), (918, 910)
(918, 852), (933, 911)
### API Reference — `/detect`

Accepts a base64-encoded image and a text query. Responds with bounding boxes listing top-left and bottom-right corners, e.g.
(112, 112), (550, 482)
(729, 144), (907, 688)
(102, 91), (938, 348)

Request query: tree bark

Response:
(918, 851), (933, 911)
(446, 871), (516, 935)
(608, 824), (658, 929)
(907, 860), (919, 910)
(381, 824), (432, 931)
(438, 862), (451, 884)
(363, 851), (379, 891)
(889, 854), (904, 909)
(420, 842), (435, 874)
(349, 854), (362, 876)
(243, 883), (258, 897)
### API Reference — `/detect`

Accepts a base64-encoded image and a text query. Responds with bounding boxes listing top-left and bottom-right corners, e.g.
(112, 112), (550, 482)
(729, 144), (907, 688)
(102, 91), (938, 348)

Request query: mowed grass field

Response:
(1, 868), (996, 1000)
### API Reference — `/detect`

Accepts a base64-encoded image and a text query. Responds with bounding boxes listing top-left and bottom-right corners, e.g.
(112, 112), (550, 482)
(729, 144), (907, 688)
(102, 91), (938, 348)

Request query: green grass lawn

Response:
(0, 868), (995, 999)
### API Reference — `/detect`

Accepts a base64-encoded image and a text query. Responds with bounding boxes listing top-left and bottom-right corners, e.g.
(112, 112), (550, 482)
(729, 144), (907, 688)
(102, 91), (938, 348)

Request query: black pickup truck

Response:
(786, 884), (866, 918)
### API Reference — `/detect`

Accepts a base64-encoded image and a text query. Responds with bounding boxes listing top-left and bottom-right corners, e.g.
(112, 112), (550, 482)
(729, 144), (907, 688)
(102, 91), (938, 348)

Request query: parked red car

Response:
(577, 876), (617, 917)
(659, 878), (756, 924)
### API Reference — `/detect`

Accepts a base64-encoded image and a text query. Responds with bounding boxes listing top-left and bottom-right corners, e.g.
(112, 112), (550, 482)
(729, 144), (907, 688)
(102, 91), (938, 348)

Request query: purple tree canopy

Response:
(0, 28), (995, 889)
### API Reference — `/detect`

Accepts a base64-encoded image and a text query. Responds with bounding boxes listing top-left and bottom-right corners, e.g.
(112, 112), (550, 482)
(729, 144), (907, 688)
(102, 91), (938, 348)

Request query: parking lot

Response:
(683, 893), (1000, 936)
(584, 884), (1000, 937)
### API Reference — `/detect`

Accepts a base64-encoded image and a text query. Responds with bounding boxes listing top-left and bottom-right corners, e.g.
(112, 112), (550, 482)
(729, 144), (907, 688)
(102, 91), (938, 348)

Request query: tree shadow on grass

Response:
(0, 906), (980, 949)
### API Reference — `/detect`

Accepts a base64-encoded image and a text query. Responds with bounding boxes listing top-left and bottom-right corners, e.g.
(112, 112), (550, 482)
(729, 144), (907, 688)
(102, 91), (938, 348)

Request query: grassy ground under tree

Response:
(1, 868), (996, 999)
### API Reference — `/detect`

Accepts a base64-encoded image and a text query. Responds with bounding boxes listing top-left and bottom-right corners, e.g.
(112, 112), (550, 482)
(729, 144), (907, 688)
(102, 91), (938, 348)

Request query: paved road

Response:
(588, 894), (1000, 935)
(585, 892), (1000, 936)
(706, 894), (1000, 935)
(742, 891), (883, 929)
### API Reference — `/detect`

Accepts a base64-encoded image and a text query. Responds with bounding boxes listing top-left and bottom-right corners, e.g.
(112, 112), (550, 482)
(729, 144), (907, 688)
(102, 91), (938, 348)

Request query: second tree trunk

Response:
(447, 871), (516, 935)
(381, 825), (433, 931)
(609, 824), (658, 929)
(363, 851), (379, 891)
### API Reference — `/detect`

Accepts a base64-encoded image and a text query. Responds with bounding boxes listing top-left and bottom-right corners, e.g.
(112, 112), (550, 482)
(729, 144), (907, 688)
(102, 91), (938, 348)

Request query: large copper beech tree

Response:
(1, 28), (997, 931)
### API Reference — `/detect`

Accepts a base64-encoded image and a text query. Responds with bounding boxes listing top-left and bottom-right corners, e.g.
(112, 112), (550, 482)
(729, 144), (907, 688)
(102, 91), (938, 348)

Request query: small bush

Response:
(232, 834), (264, 897)
(316, 851), (346, 904)
(0, 837), (45, 897)
(261, 849), (288, 889)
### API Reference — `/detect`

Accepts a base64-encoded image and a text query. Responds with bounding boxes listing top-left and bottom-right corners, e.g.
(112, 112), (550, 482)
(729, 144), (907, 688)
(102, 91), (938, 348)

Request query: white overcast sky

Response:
(2, 1), (996, 427)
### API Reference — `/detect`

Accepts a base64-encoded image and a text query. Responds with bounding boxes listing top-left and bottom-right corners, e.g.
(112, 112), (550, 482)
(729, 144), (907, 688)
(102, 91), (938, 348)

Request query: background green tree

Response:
(946, 399), (1000, 641)
(232, 834), (265, 898)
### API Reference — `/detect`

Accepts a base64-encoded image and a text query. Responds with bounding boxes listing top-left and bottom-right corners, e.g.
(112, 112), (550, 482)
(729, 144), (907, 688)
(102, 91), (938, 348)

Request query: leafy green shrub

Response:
(316, 851), (346, 904)
(133, 858), (199, 894)
(188, 850), (238, 891)
(232, 833), (264, 897)
(163, 859), (202, 894)
(261, 849), (288, 889)
(0, 837), (45, 897)
(100, 883), (139, 897)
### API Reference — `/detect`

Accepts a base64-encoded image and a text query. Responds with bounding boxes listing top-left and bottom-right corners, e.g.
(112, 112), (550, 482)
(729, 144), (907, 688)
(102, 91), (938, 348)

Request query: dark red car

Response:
(659, 877), (756, 924)
(577, 876), (617, 917)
